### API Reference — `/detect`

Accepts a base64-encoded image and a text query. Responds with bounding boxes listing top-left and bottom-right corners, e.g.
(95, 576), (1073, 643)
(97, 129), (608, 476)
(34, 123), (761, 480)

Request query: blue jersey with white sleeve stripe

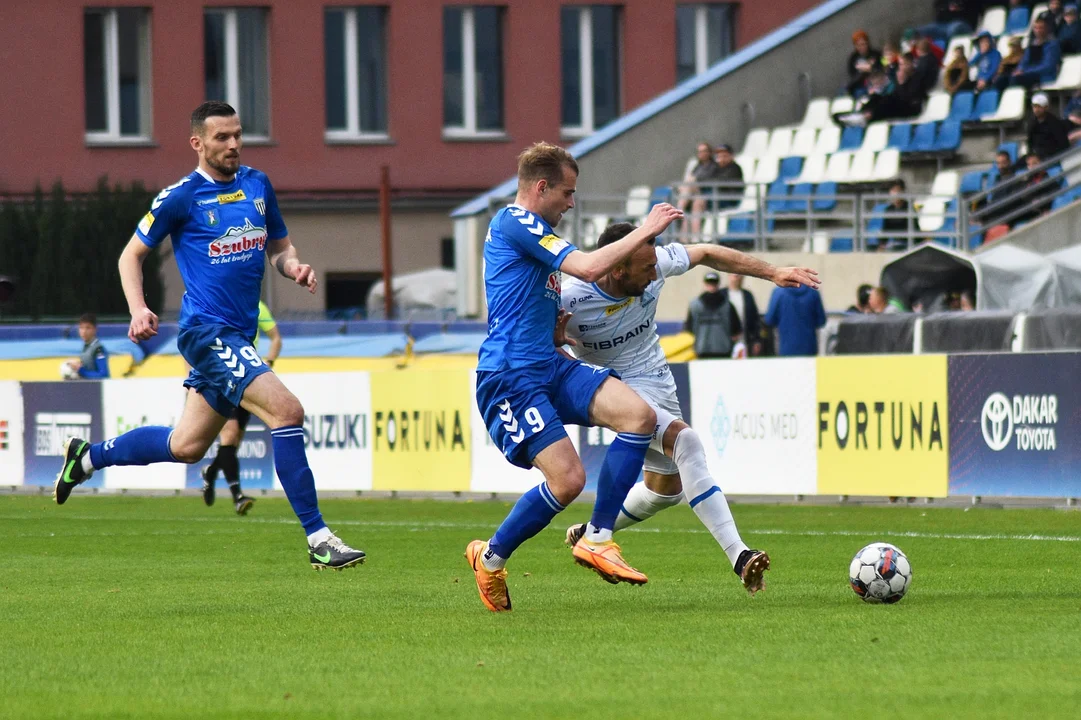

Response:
(477, 205), (576, 371)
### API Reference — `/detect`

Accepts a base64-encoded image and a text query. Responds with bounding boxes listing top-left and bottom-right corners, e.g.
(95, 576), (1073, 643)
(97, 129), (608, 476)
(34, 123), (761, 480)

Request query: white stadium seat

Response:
(918, 198), (947, 231)
(813, 125), (842, 155)
(986, 86), (1026, 122)
(801, 98), (832, 128)
(752, 155), (780, 184)
(766, 127), (795, 158)
(824, 152), (854, 183)
(733, 154), (756, 180)
(847, 150), (877, 182)
(931, 170), (960, 197)
(1042, 55), (1081, 92)
(979, 6), (1007, 37)
(871, 148), (901, 181)
(916, 92), (952, 123)
(793, 152), (828, 184)
(741, 128), (770, 158)
(861, 121), (890, 152)
(830, 95), (854, 116)
(737, 184), (759, 213)
(625, 185), (651, 218)
(789, 126), (818, 157)
(683, 156), (697, 178)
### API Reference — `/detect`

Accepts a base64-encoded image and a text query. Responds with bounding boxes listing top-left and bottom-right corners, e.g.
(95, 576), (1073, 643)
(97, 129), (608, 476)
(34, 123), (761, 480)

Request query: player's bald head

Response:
(191, 101), (238, 137)
(517, 142), (578, 191)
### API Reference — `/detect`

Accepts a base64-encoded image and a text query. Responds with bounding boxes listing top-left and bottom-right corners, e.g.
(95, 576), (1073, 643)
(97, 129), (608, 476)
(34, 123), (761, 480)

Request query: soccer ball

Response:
(59, 361), (78, 380)
(848, 542), (911, 604)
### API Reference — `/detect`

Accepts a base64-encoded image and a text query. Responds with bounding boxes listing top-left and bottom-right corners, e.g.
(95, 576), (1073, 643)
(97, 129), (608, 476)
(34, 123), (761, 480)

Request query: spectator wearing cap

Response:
(847, 30), (883, 97)
(763, 284), (827, 357)
(1027, 93), (1071, 160)
(685, 272), (743, 359)
(1012, 16), (1062, 88)
(970, 31), (1001, 94)
(1059, 4), (1081, 54)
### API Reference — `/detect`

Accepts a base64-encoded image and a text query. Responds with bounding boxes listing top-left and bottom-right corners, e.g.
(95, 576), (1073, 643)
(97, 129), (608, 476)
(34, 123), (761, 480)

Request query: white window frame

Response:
(443, 7), (505, 140)
(692, 5), (711, 76)
(85, 8), (152, 145)
(561, 7), (620, 140)
(325, 7), (390, 143)
(205, 8), (270, 142)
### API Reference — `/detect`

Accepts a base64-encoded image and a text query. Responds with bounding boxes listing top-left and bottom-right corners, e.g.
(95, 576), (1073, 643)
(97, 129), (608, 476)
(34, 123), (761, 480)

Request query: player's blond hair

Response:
(517, 142), (578, 190)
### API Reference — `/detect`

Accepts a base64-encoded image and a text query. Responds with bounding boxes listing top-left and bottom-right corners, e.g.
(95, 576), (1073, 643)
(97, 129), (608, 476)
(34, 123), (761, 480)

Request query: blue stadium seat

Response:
(949, 92), (974, 123)
(649, 186), (673, 207)
(888, 123), (913, 151)
(866, 202), (888, 248)
(785, 182), (814, 213)
(813, 182), (838, 211)
(830, 236), (854, 252)
(840, 125), (864, 150)
(724, 215), (774, 243)
(969, 227), (985, 249)
(1006, 6), (1030, 34)
(935, 200), (958, 246)
(779, 156), (803, 180)
(934, 120), (962, 152)
(1051, 185), (1081, 209)
(766, 178), (789, 213)
(910, 122), (938, 152)
(970, 89), (999, 121)
(998, 141), (1018, 163)
(1047, 165), (1066, 191)
(960, 170), (986, 194)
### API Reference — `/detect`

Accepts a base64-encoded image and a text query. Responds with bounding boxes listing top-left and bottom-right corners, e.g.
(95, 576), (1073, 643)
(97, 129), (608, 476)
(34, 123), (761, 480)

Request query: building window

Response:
(561, 6), (621, 139)
(325, 7), (389, 141)
(443, 7), (504, 137)
(205, 8), (270, 139)
(676, 4), (736, 82)
(84, 8), (152, 142)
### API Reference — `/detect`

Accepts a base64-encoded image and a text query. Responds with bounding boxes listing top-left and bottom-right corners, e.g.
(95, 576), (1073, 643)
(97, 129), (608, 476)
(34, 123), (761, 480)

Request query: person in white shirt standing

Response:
(559, 222), (818, 594)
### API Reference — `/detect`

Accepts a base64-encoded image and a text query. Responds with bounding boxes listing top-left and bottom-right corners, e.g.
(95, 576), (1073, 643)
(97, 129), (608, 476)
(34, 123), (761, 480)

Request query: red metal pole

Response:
(380, 165), (394, 319)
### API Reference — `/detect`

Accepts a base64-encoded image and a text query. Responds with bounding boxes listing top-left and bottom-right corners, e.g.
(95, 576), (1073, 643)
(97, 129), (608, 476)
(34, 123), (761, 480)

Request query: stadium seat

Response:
(735, 184), (759, 213)
(861, 122), (890, 152)
(960, 170), (987, 194)
(741, 128), (770, 158)
(813, 125), (842, 155)
(725, 215), (755, 241)
(1042, 55), (1081, 92)
(969, 89), (1000, 120)
(1047, 164), (1067, 191)
(919, 198), (948, 231)
(1061, 149), (1081, 184)
(948, 91), (974, 123)
(830, 236), (854, 252)
(910, 122), (938, 152)
(931, 170), (960, 196)
(789, 126), (818, 157)
(779, 156), (803, 180)
(766, 178), (789, 213)
(785, 182), (814, 213)
(625, 185), (652, 218)
(887, 123), (914, 151)
(866, 202), (888, 247)
(649, 185), (673, 208)
(839, 125), (864, 151)
(830, 95), (855, 116)
(916, 93), (952, 123)
(824, 152), (853, 182)
(793, 152), (828, 184)
(752, 155), (780, 184)
(998, 141), (1019, 163)
(1005, 6), (1030, 34)
(683, 156), (698, 177)
(766, 127), (795, 157)
(871, 148), (901, 180)
(848, 149), (876, 182)
(813, 181), (838, 211)
(734, 154), (756, 180)
(946, 36), (973, 61)
(979, 6), (1007, 36)
(801, 97), (832, 128)
(985, 87), (1026, 122)
(934, 120), (962, 152)
(1052, 184), (1081, 209)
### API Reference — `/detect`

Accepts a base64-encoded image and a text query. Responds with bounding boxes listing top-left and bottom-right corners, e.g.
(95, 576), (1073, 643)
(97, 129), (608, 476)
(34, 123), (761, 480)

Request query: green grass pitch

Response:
(2, 494), (1080, 719)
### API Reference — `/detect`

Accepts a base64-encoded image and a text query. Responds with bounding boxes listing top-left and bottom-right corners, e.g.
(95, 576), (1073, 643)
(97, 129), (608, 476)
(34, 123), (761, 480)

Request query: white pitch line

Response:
(2, 514), (1080, 543)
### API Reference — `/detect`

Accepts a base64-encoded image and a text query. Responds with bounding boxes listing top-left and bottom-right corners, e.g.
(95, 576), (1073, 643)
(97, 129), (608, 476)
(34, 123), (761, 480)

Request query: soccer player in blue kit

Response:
(53, 102), (365, 571)
(466, 142), (683, 612)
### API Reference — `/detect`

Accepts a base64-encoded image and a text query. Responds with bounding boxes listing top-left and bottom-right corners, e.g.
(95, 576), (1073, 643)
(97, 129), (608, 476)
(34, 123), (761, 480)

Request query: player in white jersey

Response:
(560, 222), (819, 594)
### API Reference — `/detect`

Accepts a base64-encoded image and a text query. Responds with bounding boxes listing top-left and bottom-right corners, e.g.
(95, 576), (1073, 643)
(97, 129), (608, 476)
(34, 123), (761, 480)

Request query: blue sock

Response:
(270, 426), (326, 536)
(88, 426), (177, 469)
(486, 481), (565, 562)
(590, 432), (652, 532)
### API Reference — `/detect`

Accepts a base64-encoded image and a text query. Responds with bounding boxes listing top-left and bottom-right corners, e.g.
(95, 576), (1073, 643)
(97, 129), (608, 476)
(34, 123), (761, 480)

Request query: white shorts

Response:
(625, 373), (682, 475)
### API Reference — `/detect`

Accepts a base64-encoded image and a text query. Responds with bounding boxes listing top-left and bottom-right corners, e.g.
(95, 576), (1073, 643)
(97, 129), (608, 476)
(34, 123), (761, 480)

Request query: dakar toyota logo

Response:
(981, 392), (1013, 451)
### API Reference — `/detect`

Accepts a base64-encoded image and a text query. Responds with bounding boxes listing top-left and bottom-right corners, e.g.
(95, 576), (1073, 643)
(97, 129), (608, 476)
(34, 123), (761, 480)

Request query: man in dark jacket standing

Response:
(685, 272), (743, 359)
(721, 273), (762, 356)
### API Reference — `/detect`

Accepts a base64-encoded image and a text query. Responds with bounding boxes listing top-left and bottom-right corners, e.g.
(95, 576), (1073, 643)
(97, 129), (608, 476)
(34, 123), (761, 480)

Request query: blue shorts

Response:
(476, 354), (617, 470)
(178, 324), (272, 417)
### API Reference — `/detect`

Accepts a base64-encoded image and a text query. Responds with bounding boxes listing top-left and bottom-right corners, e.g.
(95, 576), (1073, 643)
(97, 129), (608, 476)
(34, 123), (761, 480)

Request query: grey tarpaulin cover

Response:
(366, 268), (457, 319)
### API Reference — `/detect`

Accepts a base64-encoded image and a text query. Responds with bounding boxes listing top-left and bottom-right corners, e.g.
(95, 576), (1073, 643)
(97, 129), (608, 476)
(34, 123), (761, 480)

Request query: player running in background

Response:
(201, 300), (282, 515)
(466, 142), (683, 612)
(53, 101), (365, 571)
(560, 222), (819, 594)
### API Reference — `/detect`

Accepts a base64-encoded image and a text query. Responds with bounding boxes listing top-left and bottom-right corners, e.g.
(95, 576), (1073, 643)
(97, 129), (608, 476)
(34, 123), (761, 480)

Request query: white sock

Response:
(307, 527), (333, 547)
(81, 451), (95, 475)
(480, 541), (507, 571)
(584, 523), (613, 543)
(613, 482), (683, 531)
(672, 428), (749, 567)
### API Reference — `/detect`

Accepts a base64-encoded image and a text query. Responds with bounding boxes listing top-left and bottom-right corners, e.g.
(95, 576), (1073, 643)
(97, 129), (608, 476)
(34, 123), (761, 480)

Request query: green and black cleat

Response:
(54, 437), (92, 505)
(309, 536), (366, 571)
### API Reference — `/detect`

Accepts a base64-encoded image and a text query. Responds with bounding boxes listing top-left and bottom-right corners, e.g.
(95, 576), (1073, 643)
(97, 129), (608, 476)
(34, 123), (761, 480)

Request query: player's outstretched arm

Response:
(119, 234), (159, 342)
(267, 236), (318, 294)
(685, 244), (821, 289)
(560, 203), (683, 282)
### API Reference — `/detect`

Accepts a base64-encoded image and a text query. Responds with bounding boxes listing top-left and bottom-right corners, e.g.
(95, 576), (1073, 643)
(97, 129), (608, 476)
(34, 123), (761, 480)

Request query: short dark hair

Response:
(79, 313), (98, 326)
(191, 101), (237, 135)
(597, 222), (652, 248)
(857, 283), (873, 306)
(890, 178), (906, 191)
(996, 150), (1011, 160)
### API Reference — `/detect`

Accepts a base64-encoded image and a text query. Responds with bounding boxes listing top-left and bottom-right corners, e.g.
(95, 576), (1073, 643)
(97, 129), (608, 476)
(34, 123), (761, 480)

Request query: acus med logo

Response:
(370, 369), (471, 491)
(949, 354), (1081, 497)
(816, 356), (948, 498)
(21, 381), (104, 487)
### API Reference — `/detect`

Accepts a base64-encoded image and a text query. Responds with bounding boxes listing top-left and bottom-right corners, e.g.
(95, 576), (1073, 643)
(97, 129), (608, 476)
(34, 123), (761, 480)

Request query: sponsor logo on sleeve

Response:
(539, 234), (570, 255)
(217, 189), (247, 204)
(138, 212), (155, 235)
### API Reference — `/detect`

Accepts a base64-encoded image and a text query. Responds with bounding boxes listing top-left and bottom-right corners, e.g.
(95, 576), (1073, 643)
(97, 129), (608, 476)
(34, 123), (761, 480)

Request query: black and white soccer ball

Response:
(848, 542), (911, 604)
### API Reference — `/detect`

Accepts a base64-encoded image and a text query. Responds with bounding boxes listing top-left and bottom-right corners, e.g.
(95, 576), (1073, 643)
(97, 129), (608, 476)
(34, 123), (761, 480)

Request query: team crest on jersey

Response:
(254, 198), (266, 215)
(207, 218), (267, 262)
(205, 209), (220, 227)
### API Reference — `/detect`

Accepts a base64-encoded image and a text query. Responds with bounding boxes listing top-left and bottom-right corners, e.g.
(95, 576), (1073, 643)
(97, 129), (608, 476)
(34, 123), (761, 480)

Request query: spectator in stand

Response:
(1014, 153), (1058, 226)
(880, 179), (912, 251)
(685, 272), (743, 359)
(959, 290), (976, 311)
(882, 40), (902, 81)
(763, 284), (827, 357)
(847, 283), (874, 313)
(1027, 92), (1071, 160)
(983, 150), (1021, 226)
(868, 287), (905, 314)
(839, 59), (925, 126)
(1059, 4), (1081, 54)
(916, 1), (978, 45)
(847, 30), (883, 97)
(970, 31), (1002, 94)
(721, 273), (762, 356)
(1012, 17), (1062, 88)
(913, 37), (943, 96)
(994, 36), (1026, 89)
(713, 143), (745, 209)
(1045, 0), (1066, 32)
(63, 313), (110, 379)
(677, 141), (726, 240)
(944, 45), (973, 94)
(1065, 89), (1081, 140)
